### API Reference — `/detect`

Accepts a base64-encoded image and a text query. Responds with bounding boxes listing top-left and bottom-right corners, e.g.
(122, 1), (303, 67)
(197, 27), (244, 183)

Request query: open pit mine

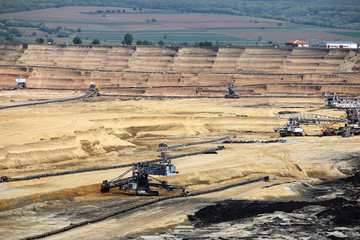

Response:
(0, 44), (359, 240)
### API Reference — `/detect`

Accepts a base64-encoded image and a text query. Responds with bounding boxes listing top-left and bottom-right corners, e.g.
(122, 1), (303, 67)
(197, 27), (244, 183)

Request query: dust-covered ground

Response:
(0, 90), (359, 239)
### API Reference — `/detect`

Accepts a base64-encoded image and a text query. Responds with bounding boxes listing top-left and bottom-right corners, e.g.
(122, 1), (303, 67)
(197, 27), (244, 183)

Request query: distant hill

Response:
(1, 0), (359, 30)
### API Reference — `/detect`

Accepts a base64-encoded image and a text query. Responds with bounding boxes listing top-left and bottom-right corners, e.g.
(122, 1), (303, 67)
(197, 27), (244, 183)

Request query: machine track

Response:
(0, 138), (291, 183)
(222, 140), (288, 144)
(2, 64), (359, 76)
(157, 136), (230, 151)
(0, 89), (321, 111)
(0, 90), (98, 110)
(0, 147), (224, 183)
(101, 94), (318, 99)
(22, 176), (268, 240)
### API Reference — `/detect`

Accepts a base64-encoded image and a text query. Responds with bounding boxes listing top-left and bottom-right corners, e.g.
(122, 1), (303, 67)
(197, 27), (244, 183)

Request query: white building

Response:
(318, 41), (357, 49)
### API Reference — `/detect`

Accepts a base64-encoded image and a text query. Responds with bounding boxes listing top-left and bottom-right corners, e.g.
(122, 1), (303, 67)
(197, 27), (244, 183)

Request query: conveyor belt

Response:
(0, 90), (98, 110)
(0, 147), (224, 183)
(157, 136), (230, 151)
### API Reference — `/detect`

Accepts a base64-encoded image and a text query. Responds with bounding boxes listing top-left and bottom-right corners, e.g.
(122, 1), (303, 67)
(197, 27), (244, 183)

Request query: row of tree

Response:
(0, 17), (38, 37)
(33, 36), (100, 45)
(0, 17), (78, 39)
(0, 0), (359, 30)
(29, 34), (213, 47)
(39, 23), (78, 38)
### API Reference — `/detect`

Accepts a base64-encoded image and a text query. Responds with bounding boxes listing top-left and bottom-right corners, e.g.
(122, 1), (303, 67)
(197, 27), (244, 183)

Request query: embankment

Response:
(0, 44), (359, 96)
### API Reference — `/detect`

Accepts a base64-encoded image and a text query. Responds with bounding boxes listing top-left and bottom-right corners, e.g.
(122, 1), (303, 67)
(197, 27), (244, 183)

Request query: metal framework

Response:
(324, 92), (360, 109)
(88, 82), (101, 96)
(323, 92), (360, 136)
(225, 80), (240, 98)
(10, 78), (27, 90)
(276, 113), (347, 125)
(274, 113), (346, 137)
(100, 152), (189, 196)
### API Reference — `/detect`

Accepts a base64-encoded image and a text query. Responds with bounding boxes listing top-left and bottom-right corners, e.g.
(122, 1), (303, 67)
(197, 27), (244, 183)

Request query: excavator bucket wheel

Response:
(182, 188), (190, 196)
(100, 180), (110, 193)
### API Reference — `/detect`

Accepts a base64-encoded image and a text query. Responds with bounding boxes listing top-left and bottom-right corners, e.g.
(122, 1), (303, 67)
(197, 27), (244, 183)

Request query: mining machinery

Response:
(100, 152), (189, 196)
(10, 78), (27, 90)
(88, 82), (101, 96)
(321, 122), (338, 136)
(274, 112), (347, 137)
(225, 80), (240, 98)
(324, 92), (360, 136)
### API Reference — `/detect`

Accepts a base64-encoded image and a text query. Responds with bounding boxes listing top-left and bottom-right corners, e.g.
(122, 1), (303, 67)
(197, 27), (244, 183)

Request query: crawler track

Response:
(22, 176), (268, 240)
(0, 147), (224, 183)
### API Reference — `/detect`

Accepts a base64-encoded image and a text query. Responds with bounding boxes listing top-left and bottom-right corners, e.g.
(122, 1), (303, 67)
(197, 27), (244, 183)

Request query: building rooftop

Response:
(286, 40), (309, 45)
(320, 41), (357, 44)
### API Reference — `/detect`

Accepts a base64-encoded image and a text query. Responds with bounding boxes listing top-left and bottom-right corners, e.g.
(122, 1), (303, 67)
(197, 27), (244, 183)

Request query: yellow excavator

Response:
(321, 122), (337, 136)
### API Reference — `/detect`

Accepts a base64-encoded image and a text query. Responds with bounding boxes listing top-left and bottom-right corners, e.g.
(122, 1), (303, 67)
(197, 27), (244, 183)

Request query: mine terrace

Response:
(0, 44), (359, 239)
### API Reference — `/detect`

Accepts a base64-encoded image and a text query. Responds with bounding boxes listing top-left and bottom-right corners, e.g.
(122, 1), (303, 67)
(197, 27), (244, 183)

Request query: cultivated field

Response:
(2, 6), (360, 45)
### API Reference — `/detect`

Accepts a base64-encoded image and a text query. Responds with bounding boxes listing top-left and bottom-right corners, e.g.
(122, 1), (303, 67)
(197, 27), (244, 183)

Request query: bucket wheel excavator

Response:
(324, 92), (360, 137)
(100, 152), (189, 196)
(87, 82), (101, 97)
(274, 113), (347, 137)
(225, 80), (240, 98)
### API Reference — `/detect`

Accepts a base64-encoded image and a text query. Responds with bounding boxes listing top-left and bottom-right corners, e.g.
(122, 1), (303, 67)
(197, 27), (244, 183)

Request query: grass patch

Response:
(79, 10), (182, 15)
(327, 31), (360, 38)
(30, 20), (160, 26)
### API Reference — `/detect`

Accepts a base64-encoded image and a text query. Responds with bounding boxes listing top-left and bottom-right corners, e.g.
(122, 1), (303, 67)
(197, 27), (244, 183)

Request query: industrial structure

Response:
(10, 78), (27, 90)
(274, 93), (360, 137)
(324, 92), (360, 137)
(88, 82), (101, 96)
(225, 80), (240, 98)
(274, 113), (346, 137)
(100, 152), (188, 196)
(318, 41), (357, 49)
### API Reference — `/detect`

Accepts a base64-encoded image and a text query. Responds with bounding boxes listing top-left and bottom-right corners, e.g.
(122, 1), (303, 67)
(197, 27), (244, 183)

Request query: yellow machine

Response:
(321, 122), (338, 136)
(88, 82), (101, 96)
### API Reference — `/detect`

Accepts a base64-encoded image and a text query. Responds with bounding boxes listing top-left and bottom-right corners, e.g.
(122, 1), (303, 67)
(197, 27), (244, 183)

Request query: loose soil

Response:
(0, 91), (359, 239)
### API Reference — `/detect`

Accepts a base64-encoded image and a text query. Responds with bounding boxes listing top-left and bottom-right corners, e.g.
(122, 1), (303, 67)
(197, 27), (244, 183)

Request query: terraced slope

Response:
(0, 44), (359, 96)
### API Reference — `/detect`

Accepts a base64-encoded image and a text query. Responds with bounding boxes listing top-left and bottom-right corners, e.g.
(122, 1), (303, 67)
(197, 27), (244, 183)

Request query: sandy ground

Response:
(0, 91), (359, 239)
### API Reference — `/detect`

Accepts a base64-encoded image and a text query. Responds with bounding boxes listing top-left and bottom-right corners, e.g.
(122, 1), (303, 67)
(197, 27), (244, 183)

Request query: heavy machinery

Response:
(274, 112), (347, 137)
(10, 78), (27, 90)
(321, 122), (338, 136)
(225, 80), (240, 98)
(88, 82), (101, 96)
(100, 152), (189, 196)
(324, 92), (360, 136)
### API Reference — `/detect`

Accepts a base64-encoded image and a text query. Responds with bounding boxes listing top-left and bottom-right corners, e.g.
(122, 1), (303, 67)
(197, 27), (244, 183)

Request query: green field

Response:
(327, 31), (360, 38)
(2, 6), (359, 46)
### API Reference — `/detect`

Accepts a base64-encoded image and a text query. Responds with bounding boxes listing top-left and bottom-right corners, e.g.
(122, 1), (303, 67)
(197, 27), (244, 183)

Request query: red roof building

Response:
(285, 40), (309, 48)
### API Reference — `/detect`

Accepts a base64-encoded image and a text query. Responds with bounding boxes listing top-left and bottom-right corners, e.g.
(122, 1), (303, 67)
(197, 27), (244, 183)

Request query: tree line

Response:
(0, 0), (359, 30)
(0, 17), (78, 38)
